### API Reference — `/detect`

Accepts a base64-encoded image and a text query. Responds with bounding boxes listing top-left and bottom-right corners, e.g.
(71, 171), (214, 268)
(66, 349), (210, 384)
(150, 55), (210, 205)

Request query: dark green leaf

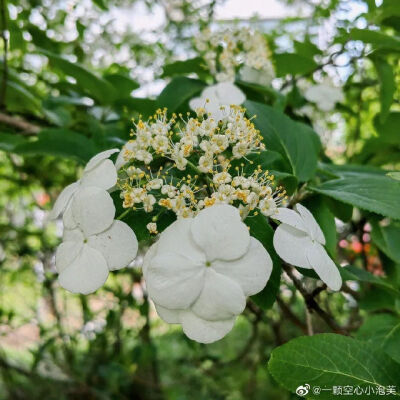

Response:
(274, 53), (318, 77)
(157, 77), (205, 113)
(268, 333), (400, 397)
(245, 101), (318, 182)
(310, 175), (400, 220)
(14, 129), (96, 162)
(374, 112), (400, 144)
(0, 132), (26, 152)
(104, 74), (139, 97)
(371, 220), (400, 264)
(162, 57), (206, 78)
(339, 28), (400, 50)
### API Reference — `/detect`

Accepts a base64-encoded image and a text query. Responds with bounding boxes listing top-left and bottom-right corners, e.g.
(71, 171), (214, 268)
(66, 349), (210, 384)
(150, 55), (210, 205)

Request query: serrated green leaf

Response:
(103, 73), (139, 97)
(245, 101), (318, 182)
(310, 175), (400, 220)
(371, 220), (400, 264)
(162, 57), (206, 78)
(0, 132), (26, 152)
(268, 333), (400, 398)
(356, 314), (400, 364)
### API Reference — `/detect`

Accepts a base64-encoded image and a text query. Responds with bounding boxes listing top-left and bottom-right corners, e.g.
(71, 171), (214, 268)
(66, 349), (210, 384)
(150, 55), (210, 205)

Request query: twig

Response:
(0, 0), (7, 109)
(276, 296), (307, 334)
(282, 263), (349, 335)
(0, 112), (41, 134)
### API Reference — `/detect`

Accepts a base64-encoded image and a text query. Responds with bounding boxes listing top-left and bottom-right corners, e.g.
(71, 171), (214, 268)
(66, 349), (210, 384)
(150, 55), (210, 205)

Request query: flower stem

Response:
(117, 208), (132, 220)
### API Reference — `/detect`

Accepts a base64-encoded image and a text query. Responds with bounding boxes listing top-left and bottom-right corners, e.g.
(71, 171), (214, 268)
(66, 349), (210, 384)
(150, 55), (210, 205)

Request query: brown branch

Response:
(0, 0), (7, 109)
(0, 112), (40, 134)
(276, 296), (307, 334)
(282, 263), (349, 335)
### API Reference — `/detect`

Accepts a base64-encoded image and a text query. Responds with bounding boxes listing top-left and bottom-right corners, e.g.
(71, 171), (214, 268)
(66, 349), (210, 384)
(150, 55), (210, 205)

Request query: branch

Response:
(0, 112), (40, 135)
(282, 263), (349, 335)
(0, 0), (8, 109)
(276, 296), (307, 334)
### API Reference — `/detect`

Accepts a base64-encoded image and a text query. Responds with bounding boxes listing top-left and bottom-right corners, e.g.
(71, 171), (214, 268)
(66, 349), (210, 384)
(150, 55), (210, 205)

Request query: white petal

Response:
(306, 242), (342, 291)
(63, 203), (77, 230)
(84, 149), (119, 172)
(115, 142), (135, 170)
(71, 187), (115, 237)
(191, 268), (246, 321)
(58, 245), (109, 294)
(88, 220), (138, 271)
(49, 182), (79, 220)
(154, 303), (181, 324)
(191, 204), (250, 262)
(145, 252), (205, 309)
(295, 203), (325, 244)
(213, 237), (272, 296)
(142, 242), (158, 275)
(81, 159), (117, 191)
(63, 227), (84, 242)
(55, 240), (83, 273)
(189, 97), (205, 112)
(273, 224), (313, 268)
(180, 310), (236, 344)
(215, 82), (245, 105)
(272, 207), (308, 233)
(156, 218), (205, 261)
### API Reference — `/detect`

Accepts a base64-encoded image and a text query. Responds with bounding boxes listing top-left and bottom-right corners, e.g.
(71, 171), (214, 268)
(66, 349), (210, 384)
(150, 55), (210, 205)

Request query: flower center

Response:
(205, 261), (212, 267)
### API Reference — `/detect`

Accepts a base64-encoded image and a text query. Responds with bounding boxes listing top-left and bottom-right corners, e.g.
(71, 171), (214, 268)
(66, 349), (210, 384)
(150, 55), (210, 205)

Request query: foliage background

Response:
(1, 0), (400, 399)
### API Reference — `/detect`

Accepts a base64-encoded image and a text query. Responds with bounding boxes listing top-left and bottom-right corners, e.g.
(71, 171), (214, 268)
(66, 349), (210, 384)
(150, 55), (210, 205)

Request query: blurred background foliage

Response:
(0, 0), (400, 399)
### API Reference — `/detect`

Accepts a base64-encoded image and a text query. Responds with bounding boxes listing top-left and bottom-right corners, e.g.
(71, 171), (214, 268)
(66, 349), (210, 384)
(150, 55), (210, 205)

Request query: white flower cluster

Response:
(50, 150), (138, 294)
(117, 107), (287, 228)
(194, 27), (275, 84)
(143, 204), (273, 343)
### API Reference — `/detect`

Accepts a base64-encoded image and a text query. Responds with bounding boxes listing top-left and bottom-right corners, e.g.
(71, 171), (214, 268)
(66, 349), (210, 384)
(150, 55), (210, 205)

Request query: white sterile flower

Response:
(272, 204), (342, 291)
(189, 82), (246, 121)
(304, 81), (344, 112)
(49, 149), (119, 220)
(56, 187), (138, 294)
(143, 204), (273, 343)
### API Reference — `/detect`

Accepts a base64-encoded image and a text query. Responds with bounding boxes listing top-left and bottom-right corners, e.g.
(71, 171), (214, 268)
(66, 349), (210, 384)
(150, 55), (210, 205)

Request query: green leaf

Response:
(0, 132), (26, 152)
(245, 101), (318, 182)
(162, 57), (206, 78)
(319, 162), (386, 178)
(103, 73), (139, 97)
(339, 28), (400, 50)
(273, 53), (318, 77)
(371, 220), (400, 264)
(371, 56), (395, 122)
(246, 214), (281, 310)
(6, 81), (41, 114)
(310, 175), (400, 220)
(293, 40), (322, 58)
(374, 112), (400, 144)
(114, 97), (158, 118)
(157, 77), (205, 113)
(356, 314), (400, 364)
(268, 333), (400, 397)
(324, 197), (353, 222)
(39, 49), (115, 103)
(14, 129), (96, 162)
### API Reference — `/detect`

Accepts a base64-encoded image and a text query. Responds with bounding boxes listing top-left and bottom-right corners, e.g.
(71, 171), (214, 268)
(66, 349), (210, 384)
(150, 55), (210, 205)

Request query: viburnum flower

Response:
(56, 186), (138, 294)
(189, 82), (245, 120)
(304, 81), (344, 112)
(143, 204), (273, 343)
(49, 149), (119, 219)
(273, 204), (342, 291)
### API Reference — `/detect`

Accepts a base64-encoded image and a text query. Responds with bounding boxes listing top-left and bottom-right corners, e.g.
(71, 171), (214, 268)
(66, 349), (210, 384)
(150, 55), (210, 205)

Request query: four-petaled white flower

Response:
(189, 82), (246, 121)
(304, 81), (344, 112)
(49, 149), (119, 220)
(143, 204), (272, 343)
(56, 186), (138, 294)
(272, 204), (342, 291)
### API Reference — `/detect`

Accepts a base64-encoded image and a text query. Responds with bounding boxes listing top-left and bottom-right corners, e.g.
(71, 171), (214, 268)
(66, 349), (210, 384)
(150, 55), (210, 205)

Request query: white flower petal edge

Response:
(143, 204), (273, 343)
(272, 205), (342, 291)
(56, 186), (138, 294)
(189, 82), (246, 121)
(49, 149), (119, 219)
